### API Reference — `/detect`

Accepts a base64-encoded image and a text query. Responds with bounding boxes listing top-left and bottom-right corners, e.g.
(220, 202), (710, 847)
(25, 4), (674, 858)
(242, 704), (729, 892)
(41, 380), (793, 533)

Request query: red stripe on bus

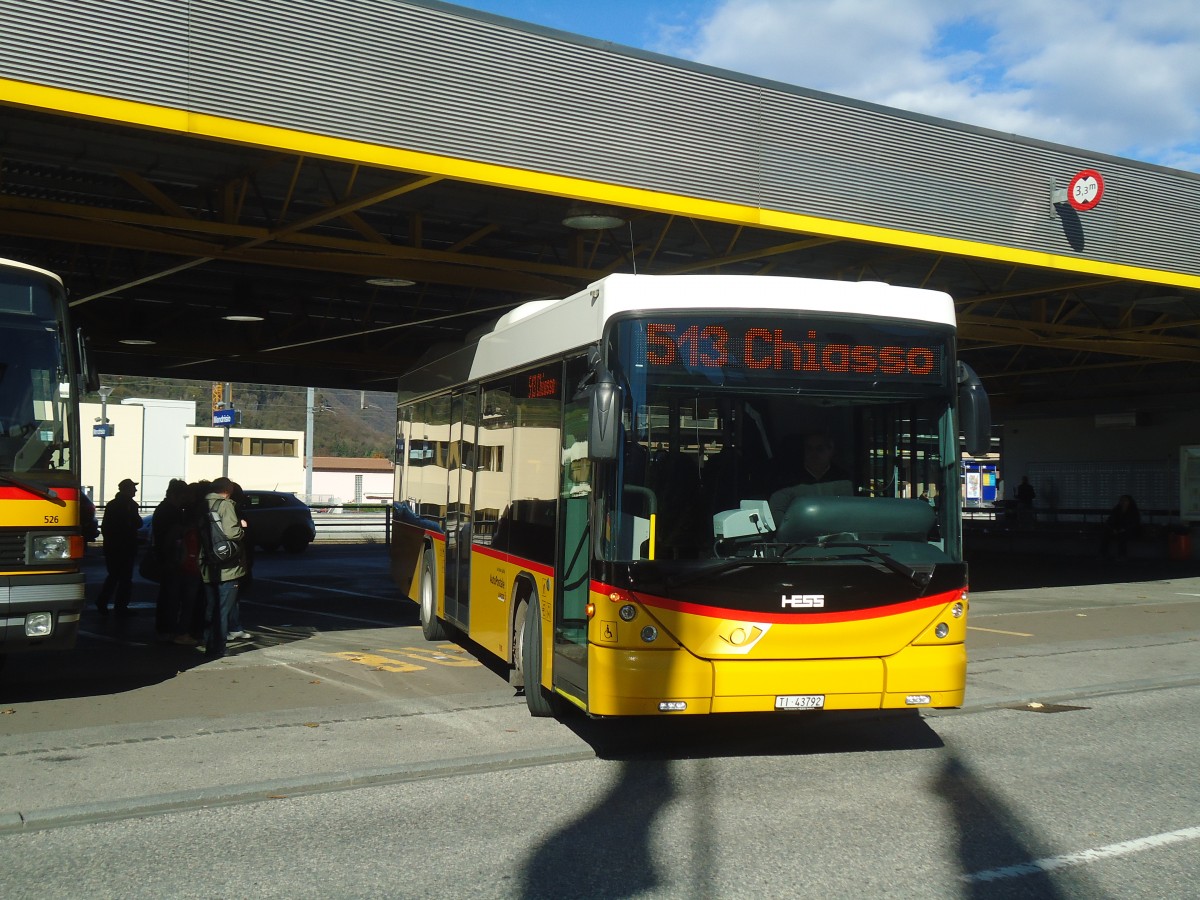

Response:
(0, 486), (80, 501)
(471, 542), (554, 577)
(592, 580), (963, 625)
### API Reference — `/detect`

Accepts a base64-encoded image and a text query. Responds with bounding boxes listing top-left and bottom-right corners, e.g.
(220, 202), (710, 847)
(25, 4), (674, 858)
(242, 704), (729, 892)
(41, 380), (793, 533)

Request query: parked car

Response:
(238, 490), (317, 554)
(137, 489), (316, 555)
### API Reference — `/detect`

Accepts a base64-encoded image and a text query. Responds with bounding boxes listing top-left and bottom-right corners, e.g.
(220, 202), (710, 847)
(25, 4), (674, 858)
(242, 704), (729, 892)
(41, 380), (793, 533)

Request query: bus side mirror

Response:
(957, 361), (991, 457)
(76, 328), (100, 394)
(576, 344), (619, 461)
(588, 374), (619, 461)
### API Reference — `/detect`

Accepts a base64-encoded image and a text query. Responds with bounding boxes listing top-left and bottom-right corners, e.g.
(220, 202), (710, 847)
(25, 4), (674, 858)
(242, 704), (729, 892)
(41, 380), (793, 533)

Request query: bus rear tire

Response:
(518, 596), (557, 718)
(419, 550), (447, 642)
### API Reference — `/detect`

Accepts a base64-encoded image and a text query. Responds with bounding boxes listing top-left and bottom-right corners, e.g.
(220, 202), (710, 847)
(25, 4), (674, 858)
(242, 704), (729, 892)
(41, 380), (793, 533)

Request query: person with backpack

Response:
(199, 476), (248, 658)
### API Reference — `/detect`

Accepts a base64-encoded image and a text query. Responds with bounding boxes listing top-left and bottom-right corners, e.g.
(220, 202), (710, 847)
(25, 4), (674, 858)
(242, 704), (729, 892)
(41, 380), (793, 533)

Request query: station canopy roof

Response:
(2, 0), (1200, 412)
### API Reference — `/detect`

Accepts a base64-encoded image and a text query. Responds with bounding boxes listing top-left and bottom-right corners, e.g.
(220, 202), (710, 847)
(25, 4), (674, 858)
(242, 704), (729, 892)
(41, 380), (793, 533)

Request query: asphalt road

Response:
(0, 544), (1197, 897)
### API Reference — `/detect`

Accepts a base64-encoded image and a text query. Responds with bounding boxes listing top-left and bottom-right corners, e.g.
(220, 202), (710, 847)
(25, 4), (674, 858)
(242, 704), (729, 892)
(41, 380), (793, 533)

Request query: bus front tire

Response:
(518, 597), (557, 718)
(419, 551), (448, 641)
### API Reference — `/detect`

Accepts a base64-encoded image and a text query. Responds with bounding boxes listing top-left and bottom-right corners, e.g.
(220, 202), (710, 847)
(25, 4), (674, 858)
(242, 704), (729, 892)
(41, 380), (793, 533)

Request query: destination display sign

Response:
(620, 316), (948, 385)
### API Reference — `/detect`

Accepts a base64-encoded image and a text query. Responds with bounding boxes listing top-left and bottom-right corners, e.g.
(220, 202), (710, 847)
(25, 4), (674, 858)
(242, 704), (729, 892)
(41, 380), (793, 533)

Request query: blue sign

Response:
(93, 423), (114, 437)
(212, 408), (236, 427)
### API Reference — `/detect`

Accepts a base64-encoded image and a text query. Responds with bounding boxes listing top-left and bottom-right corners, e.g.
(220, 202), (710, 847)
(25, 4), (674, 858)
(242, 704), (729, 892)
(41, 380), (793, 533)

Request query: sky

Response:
(450, 0), (1200, 173)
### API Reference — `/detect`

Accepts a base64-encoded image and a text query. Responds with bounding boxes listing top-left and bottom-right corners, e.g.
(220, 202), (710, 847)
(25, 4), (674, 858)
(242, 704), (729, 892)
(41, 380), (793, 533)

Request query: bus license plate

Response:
(775, 694), (825, 710)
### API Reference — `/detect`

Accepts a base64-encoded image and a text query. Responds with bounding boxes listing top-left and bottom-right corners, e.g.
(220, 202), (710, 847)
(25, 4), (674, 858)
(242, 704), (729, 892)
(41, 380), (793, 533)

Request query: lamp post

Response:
(97, 385), (113, 508)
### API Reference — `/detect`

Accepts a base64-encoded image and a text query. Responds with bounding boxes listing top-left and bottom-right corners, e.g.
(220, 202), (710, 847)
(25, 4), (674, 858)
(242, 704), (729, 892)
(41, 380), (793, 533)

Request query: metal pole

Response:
(305, 387), (315, 502)
(222, 381), (232, 477)
(97, 384), (113, 507)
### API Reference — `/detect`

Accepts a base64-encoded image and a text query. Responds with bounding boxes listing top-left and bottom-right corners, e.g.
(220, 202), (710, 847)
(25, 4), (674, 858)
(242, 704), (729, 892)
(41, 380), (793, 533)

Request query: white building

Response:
(81, 399), (306, 506)
(309, 457), (394, 506)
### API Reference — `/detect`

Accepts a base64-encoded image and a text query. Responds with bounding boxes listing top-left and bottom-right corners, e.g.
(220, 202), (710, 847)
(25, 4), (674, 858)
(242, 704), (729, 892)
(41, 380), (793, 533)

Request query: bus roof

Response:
(468, 274), (955, 382)
(0, 256), (66, 287)
(397, 274), (956, 395)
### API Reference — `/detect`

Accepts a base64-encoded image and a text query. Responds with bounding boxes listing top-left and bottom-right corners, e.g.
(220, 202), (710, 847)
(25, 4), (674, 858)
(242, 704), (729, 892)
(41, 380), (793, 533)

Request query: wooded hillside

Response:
(90, 377), (396, 459)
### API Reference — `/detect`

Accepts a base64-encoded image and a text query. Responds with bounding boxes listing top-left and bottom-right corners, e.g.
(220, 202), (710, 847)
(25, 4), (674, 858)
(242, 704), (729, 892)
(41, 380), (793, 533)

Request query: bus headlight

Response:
(640, 625), (658, 643)
(25, 612), (54, 637)
(935, 622), (950, 639)
(30, 534), (72, 562)
(951, 602), (965, 618)
(619, 604), (637, 622)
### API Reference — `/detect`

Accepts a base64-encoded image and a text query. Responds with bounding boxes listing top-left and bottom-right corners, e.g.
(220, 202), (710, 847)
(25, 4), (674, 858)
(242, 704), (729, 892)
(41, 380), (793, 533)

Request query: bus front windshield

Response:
(603, 314), (961, 567)
(0, 273), (74, 483)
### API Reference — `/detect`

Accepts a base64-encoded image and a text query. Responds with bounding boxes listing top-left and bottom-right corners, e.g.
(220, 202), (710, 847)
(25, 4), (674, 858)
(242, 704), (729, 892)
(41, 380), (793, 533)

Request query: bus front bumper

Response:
(585, 643), (966, 716)
(0, 573), (86, 653)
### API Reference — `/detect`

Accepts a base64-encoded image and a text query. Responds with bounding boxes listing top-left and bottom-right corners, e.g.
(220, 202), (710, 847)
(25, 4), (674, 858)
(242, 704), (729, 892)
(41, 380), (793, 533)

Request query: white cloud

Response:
(659, 0), (1200, 171)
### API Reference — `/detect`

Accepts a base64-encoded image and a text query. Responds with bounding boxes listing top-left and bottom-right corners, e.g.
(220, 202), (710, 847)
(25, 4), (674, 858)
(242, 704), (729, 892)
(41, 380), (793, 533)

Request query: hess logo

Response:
(781, 594), (825, 609)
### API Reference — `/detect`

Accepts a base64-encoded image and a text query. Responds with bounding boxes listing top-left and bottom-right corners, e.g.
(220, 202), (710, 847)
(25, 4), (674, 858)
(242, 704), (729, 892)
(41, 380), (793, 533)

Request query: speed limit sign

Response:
(1067, 169), (1104, 211)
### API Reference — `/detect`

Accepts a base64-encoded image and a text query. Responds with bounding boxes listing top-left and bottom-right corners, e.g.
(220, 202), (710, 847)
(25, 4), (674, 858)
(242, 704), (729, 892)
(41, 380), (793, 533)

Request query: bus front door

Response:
(445, 388), (478, 629)
(553, 390), (591, 705)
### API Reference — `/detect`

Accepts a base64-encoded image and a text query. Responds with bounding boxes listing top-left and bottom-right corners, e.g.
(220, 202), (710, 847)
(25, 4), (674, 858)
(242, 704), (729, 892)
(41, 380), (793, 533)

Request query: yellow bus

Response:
(391, 274), (990, 716)
(1, 257), (95, 666)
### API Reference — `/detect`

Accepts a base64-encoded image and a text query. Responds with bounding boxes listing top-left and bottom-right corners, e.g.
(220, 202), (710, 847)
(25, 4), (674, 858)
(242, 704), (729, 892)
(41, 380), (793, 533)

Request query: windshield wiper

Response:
(817, 540), (933, 588)
(0, 472), (64, 505)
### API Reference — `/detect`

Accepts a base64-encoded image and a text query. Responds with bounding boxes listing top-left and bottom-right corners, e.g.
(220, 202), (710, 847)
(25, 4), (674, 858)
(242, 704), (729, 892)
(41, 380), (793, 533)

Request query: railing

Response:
(310, 505), (394, 544)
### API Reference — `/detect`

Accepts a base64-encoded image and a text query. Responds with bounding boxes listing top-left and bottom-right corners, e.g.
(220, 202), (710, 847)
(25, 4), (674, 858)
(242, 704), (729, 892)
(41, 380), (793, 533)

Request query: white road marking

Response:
(963, 825), (1200, 883)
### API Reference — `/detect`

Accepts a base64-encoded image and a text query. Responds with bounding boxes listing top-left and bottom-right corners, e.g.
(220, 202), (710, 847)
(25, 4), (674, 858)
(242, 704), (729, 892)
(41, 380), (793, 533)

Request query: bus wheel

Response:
(518, 596), (556, 718)
(419, 550), (447, 641)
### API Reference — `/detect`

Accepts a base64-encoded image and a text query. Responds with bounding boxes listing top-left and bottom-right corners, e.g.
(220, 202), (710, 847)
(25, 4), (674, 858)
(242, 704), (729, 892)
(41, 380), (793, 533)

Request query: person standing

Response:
(1100, 494), (1141, 561)
(1015, 475), (1037, 528)
(97, 477), (142, 615)
(150, 478), (190, 640)
(199, 476), (247, 658)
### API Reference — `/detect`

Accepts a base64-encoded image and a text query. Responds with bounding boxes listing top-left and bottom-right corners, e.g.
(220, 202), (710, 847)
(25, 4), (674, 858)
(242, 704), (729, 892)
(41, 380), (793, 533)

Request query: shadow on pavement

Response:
(562, 708), (944, 761)
(966, 547), (1200, 592)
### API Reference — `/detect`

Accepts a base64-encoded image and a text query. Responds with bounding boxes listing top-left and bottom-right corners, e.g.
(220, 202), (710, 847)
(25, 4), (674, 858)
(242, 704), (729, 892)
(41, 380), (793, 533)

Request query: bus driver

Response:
(768, 432), (853, 524)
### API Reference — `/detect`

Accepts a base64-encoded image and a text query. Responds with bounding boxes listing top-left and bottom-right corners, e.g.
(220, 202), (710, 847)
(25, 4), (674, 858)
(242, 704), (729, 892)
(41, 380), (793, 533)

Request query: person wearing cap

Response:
(98, 477), (142, 615)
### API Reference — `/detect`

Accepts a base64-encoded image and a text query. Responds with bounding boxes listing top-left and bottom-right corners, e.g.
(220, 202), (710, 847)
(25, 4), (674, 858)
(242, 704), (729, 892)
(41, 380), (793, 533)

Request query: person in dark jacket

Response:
(151, 478), (190, 640)
(1100, 494), (1140, 561)
(97, 478), (142, 615)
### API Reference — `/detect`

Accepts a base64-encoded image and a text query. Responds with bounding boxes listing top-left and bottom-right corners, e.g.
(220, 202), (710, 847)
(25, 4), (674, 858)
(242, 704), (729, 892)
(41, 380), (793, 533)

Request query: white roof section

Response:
(469, 274), (956, 381)
(0, 255), (64, 287)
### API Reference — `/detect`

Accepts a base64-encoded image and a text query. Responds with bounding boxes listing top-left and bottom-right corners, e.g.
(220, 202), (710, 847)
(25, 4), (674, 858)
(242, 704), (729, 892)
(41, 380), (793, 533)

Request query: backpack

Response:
(206, 506), (242, 568)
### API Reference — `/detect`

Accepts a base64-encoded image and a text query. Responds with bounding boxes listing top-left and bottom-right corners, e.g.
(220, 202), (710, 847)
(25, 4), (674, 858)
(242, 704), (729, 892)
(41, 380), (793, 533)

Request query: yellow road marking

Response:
(333, 651), (425, 673)
(968, 626), (1034, 637)
(332, 644), (483, 673)
(378, 647), (481, 667)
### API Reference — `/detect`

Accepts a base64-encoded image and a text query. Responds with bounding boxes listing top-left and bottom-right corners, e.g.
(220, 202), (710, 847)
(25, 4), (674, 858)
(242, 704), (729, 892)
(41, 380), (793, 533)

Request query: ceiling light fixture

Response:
(118, 337), (157, 346)
(562, 206), (626, 230)
(221, 311), (266, 323)
(366, 277), (416, 287)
